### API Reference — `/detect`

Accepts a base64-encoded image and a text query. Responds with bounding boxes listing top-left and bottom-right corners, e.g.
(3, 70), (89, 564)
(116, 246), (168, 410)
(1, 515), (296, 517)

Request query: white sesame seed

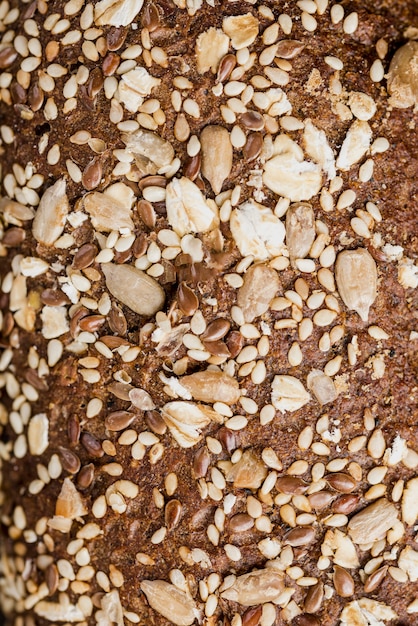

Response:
(297, 0), (317, 13)
(28, 38), (42, 58)
(370, 58), (385, 82)
(183, 98), (200, 118)
(20, 56), (41, 72)
(351, 216), (371, 238)
(251, 360), (267, 385)
(239, 396), (258, 414)
(336, 189), (356, 210)
(230, 125), (246, 148)
(260, 404), (275, 425)
(278, 13), (292, 34)
(46, 63), (68, 78)
(150, 526), (167, 544)
(311, 442), (331, 455)
(343, 11), (358, 34)
(366, 202), (382, 222)
(52, 18), (71, 34)
(82, 40), (99, 62)
(325, 55), (344, 70)
(298, 426), (314, 451)
(301, 11), (317, 32)
(263, 23), (279, 45)
(280, 116), (305, 131)
(368, 325), (390, 340)
(224, 544), (242, 562)
(44, 96), (58, 120)
(317, 268), (336, 292)
(295, 258), (316, 273)
(224, 415), (247, 431)
(324, 355), (342, 376)
(0, 125), (15, 147)
(61, 29), (82, 45)
(86, 398), (103, 418)
(288, 342), (303, 366)
(330, 4), (344, 23)
(371, 136), (390, 154)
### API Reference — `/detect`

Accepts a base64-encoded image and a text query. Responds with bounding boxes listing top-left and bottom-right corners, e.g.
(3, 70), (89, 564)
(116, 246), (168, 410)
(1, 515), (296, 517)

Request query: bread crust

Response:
(0, 1), (417, 625)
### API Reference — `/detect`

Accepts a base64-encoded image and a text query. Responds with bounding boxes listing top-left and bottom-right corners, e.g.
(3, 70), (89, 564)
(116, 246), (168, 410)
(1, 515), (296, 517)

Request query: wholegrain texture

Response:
(0, 1), (417, 626)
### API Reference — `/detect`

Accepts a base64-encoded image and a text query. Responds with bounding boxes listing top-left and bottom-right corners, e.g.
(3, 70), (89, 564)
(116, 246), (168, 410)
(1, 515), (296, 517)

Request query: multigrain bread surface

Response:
(0, 0), (418, 625)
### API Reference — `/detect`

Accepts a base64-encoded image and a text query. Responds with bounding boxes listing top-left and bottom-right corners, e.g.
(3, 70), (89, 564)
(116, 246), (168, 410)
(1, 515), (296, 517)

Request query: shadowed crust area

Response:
(0, 1), (417, 626)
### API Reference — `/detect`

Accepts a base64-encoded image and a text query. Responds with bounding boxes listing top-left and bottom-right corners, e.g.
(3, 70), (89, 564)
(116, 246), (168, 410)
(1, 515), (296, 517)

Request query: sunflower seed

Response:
(221, 569), (284, 606)
(32, 179), (69, 246)
(180, 370), (240, 405)
(140, 580), (197, 626)
(237, 264), (280, 323)
(335, 248), (377, 322)
(348, 498), (398, 545)
(102, 263), (165, 317)
(387, 41), (418, 108)
(200, 125), (233, 194)
(333, 565), (354, 597)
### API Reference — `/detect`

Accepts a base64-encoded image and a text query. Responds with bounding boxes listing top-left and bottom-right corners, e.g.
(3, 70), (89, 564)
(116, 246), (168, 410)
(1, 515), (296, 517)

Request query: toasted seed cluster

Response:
(0, 0), (418, 626)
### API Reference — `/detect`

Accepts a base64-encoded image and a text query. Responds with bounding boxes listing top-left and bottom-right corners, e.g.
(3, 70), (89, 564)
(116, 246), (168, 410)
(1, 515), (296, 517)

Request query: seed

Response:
(80, 432), (104, 458)
(293, 615), (320, 626)
(388, 566), (408, 583)
(105, 411), (137, 432)
(343, 11), (358, 34)
(364, 565), (388, 592)
(308, 491), (334, 510)
(240, 110), (264, 131)
(164, 499), (182, 530)
(364, 484), (387, 500)
(286, 203), (316, 267)
(217, 54), (236, 83)
(284, 526), (315, 547)
(333, 565), (354, 597)
(59, 447), (81, 474)
(367, 466), (388, 485)
(276, 477), (308, 495)
(77, 463), (95, 489)
(348, 498), (398, 545)
(193, 447), (210, 478)
(184, 153), (201, 180)
(287, 460), (309, 476)
(370, 58), (385, 82)
(201, 318), (230, 342)
(143, 411), (165, 435)
(367, 428), (386, 459)
(82, 158), (102, 190)
(335, 248), (377, 322)
(288, 342), (303, 367)
(224, 544), (242, 562)
(325, 473), (357, 493)
(218, 427), (236, 453)
(177, 282), (199, 316)
(0, 46), (18, 68)
(200, 125), (233, 194)
(238, 264), (280, 323)
(102, 263), (165, 318)
(304, 581), (324, 613)
(45, 563), (59, 595)
(301, 11), (317, 31)
(229, 513), (255, 533)
(332, 494), (360, 515)
(243, 132), (263, 161)
(242, 605), (262, 626)
(368, 325), (390, 340)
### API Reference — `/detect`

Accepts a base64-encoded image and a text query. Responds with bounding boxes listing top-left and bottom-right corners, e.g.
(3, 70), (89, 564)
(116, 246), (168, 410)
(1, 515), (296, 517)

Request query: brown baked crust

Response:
(0, 1), (418, 625)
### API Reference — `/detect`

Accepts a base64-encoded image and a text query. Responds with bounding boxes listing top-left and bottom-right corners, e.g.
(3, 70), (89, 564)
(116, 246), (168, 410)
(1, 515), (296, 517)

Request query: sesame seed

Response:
(370, 58), (385, 82)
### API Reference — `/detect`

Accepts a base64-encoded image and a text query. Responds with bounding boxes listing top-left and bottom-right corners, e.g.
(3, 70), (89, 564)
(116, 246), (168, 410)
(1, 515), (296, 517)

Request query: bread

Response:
(0, 0), (417, 625)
